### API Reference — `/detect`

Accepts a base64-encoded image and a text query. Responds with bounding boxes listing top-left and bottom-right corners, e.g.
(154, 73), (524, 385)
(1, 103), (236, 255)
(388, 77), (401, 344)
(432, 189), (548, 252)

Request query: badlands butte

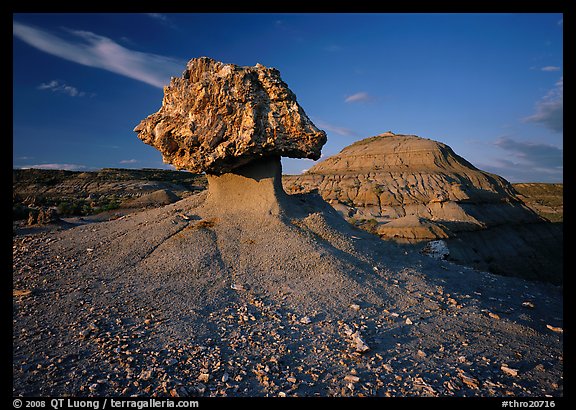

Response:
(13, 58), (562, 398)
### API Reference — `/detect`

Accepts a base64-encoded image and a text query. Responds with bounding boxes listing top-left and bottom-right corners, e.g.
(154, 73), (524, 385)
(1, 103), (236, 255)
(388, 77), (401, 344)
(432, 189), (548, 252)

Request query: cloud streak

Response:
(146, 13), (178, 30)
(540, 66), (561, 72)
(345, 91), (374, 103)
(523, 77), (563, 133)
(38, 80), (88, 97)
(13, 21), (185, 88)
(314, 119), (357, 137)
(16, 163), (88, 171)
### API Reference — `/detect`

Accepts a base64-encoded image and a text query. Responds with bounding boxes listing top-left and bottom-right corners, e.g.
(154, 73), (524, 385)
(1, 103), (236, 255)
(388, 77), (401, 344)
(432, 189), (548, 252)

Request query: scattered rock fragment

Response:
(341, 323), (370, 353)
(421, 240), (449, 260)
(413, 377), (437, 396)
(521, 301), (535, 309)
(79, 328), (91, 339)
(344, 375), (360, 383)
(13, 289), (32, 297)
(546, 324), (563, 334)
(382, 363), (393, 373)
(351, 331), (370, 353)
(500, 365), (519, 377)
(457, 369), (479, 389)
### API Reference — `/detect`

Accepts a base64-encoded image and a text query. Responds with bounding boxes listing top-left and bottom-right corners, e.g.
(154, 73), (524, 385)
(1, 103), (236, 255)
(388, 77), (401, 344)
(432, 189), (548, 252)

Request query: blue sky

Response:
(13, 13), (563, 182)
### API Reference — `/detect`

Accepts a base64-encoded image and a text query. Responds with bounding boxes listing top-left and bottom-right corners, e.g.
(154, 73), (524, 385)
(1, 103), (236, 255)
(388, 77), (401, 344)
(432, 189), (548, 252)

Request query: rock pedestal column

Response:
(203, 156), (288, 216)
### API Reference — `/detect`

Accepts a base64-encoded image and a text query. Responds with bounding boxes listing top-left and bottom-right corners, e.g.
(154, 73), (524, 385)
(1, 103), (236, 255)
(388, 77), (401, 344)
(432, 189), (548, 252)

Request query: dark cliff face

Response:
(283, 133), (562, 284)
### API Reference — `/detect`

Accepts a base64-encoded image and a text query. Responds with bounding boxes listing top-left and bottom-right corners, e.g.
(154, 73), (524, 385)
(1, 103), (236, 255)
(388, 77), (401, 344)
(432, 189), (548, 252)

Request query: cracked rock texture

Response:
(134, 57), (326, 174)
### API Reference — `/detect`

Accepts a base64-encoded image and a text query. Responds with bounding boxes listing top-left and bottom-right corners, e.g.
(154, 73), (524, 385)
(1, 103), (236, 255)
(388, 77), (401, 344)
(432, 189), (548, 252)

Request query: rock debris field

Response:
(13, 190), (563, 397)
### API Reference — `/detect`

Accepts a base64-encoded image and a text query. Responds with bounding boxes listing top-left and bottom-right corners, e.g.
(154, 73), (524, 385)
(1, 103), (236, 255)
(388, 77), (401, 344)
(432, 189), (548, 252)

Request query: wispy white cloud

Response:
(37, 80), (89, 97)
(540, 66), (561, 72)
(13, 21), (185, 88)
(146, 13), (178, 30)
(314, 119), (357, 137)
(119, 159), (138, 164)
(345, 92), (374, 103)
(147, 13), (169, 22)
(558, 18), (563, 26)
(523, 77), (563, 133)
(16, 163), (88, 171)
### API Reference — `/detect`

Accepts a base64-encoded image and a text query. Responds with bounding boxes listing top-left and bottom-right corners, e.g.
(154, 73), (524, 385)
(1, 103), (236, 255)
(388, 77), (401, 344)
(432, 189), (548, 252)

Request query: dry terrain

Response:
(13, 178), (563, 397)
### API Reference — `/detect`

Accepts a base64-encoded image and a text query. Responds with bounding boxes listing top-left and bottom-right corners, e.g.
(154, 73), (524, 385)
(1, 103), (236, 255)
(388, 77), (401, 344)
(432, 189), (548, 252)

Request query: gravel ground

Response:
(13, 191), (563, 397)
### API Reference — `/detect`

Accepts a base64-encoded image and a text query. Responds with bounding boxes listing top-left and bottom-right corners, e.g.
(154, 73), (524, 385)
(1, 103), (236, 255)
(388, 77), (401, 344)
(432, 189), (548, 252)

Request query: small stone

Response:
(405, 318), (413, 325)
(382, 363), (393, 373)
(521, 301), (535, 309)
(139, 368), (154, 380)
(350, 304), (361, 311)
(546, 324), (563, 334)
(221, 372), (229, 383)
(457, 370), (479, 389)
(79, 328), (91, 339)
(165, 358), (178, 366)
(13, 289), (32, 297)
(351, 331), (370, 353)
(344, 375), (360, 383)
(300, 316), (312, 324)
(417, 350), (426, 358)
(198, 373), (210, 383)
(287, 376), (297, 383)
(278, 392), (287, 397)
(488, 312), (500, 320)
(231, 284), (246, 291)
(501, 365), (519, 377)
(88, 383), (99, 392)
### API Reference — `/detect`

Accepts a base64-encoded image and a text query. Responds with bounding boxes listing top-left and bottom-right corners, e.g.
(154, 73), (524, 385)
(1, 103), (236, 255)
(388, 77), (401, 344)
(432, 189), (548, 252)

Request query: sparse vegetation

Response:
(12, 168), (207, 220)
(512, 183), (563, 223)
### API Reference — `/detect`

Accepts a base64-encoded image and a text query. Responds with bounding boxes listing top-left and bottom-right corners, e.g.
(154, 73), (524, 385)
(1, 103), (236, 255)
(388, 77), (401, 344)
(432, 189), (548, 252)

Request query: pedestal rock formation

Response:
(134, 57), (326, 175)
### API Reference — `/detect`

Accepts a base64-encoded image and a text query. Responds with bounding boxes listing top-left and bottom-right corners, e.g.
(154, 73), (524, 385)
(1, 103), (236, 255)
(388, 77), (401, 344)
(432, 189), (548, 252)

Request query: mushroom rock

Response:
(134, 57), (326, 175)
